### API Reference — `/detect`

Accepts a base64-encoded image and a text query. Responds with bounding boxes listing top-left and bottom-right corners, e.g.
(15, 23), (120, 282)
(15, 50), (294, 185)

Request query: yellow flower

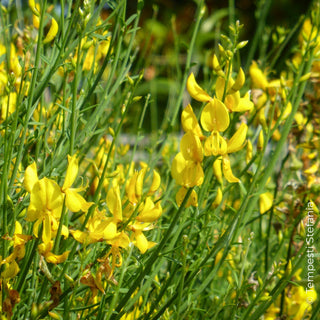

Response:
(26, 177), (64, 244)
(215, 73), (253, 112)
(38, 241), (70, 264)
(62, 154), (94, 212)
(200, 98), (230, 133)
(171, 132), (204, 187)
(206, 123), (248, 183)
(71, 185), (123, 244)
(24, 162), (68, 244)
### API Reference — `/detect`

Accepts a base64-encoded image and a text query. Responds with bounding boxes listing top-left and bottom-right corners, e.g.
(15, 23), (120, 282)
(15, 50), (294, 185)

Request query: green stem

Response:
(168, 0), (205, 129)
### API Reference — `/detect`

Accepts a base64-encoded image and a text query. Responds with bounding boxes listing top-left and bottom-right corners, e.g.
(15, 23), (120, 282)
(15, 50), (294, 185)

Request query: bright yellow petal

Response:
(249, 61), (269, 90)
(222, 155), (239, 183)
(204, 131), (227, 156)
(229, 67), (245, 93)
(180, 132), (203, 162)
(108, 232), (130, 248)
(171, 153), (187, 186)
(43, 18), (59, 44)
(187, 73), (212, 102)
(172, 153), (204, 187)
(106, 185), (122, 221)
(134, 231), (149, 254)
(227, 123), (248, 153)
(102, 221), (117, 240)
(233, 92), (254, 112)
(70, 230), (91, 244)
(259, 192), (274, 214)
(212, 187), (223, 208)
(148, 170), (161, 195)
(213, 157), (223, 185)
(136, 168), (147, 198)
(181, 104), (204, 139)
(62, 154), (78, 191)
(137, 197), (162, 222)
(45, 250), (70, 264)
(200, 98), (230, 132)
(65, 189), (93, 213)
(43, 215), (52, 244)
(24, 162), (38, 193)
(126, 171), (138, 204)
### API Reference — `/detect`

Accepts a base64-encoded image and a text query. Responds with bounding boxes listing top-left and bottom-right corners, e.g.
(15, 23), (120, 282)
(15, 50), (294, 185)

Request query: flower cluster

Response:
(171, 54), (253, 206)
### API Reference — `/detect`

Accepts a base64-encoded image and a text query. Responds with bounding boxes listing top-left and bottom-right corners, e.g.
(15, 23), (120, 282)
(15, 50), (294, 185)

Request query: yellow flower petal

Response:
(222, 155), (239, 183)
(62, 154), (78, 191)
(148, 170), (161, 195)
(180, 132), (203, 162)
(259, 192), (274, 214)
(227, 123), (248, 154)
(230, 67), (245, 93)
(233, 92), (254, 112)
(136, 168), (146, 198)
(171, 153), (204, 187)
(24, 162), (38, 193)
(249, 61), (269, 90)
(71, 230), (91, 244)
(44, 250), (70, 264)
(126, 171), (139, 204)
(200, 99), (230, 132)
(181, 104), (204, 139)
(43, 215), (52, 244)
(43, 18), (59, 44)
(212, 187), (223, 208)
(65, 189), (93, 213)
(137, 197), (162, 222)
(204, 131), (227, 156)
(134, 230), (149, 254)
(187, 73), (212, 102)
(102, 221), (117, 240)
(106, 185), (122, 221)
(213, 157), (223, 185)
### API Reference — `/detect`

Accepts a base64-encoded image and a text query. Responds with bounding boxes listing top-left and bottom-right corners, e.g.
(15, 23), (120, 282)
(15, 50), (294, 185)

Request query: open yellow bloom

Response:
(26, 177), (64, 244)
(206, 123), (248, 183)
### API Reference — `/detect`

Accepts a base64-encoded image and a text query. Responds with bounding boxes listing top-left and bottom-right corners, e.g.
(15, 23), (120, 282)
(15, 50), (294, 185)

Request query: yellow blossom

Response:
(171, 132), (204, 188)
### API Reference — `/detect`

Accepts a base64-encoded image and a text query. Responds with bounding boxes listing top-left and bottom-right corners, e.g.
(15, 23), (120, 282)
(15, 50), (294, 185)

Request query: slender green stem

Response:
(168, 0), (205, 129)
